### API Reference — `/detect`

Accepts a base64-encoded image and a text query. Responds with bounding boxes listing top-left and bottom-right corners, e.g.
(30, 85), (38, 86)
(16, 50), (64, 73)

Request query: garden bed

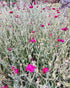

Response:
(0, 2), (70, 88)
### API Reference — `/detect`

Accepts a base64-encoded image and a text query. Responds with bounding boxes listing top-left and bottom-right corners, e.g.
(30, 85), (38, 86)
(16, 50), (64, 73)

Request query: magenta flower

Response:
(1, 87), (4, 88)
(26, 64), (36, 73)
(9, 11), (13, 14)
(3, 4), (5, 6)
(15, 21), (17, 23)
(23, 8), (25, 10)
(36, 6), (38, 8)
(31, 58), (34, 60)
(54, 15), (58, 18)
(48, 23), (50, 25)
(1, 85), (8, 88)
(1, 1), (3, 4)
(9, 4), (11, 6)
(4, 85), (8, 88)
(8, 48), (12, 51)
(47, 6), (50, 10)
(13, 2), (16, 5)
(41, 24), (44, 27)
(11, 66), (15, 70)
(56, 45), (58, 48)
(31, 22), (32, 24)
(29, 5), (33, 8)
(33, 2), (36, 5)
(15, 69), (19, 74)
(43, 67), (49, 74)
(57, 11), (60, 13)
(17, 7), (20, 10)
(48, 14), (51, 17)
(61, 27), (68, 31)
(15, 15), (19, 18)
(59, 8), (61, 10)
(30, 39), (36, 43)
(57, 39), (64, 42)
(49, 33), (52, 36)
(43, 8), (45, 10)
(52, 8), (56, 10)
(10, 25), (12, 28)
(32, 31), (35, 33)
(56, 10), (59, 12)
(57, 39), (62, 42)
(61, 39), (64, 42)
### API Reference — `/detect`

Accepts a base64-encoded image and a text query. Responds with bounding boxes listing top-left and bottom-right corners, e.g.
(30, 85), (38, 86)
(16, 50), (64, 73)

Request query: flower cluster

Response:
(57, 39), (64, 42)
(11, 66), (19, 74)
(30, 39), (36, 43)
(61, 27), (68, 31)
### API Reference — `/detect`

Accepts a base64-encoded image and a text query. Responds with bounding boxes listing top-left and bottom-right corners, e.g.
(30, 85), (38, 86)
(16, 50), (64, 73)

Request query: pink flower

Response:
(13, 2), (16, 5)
(36, 6), (39, 8)
(26, 64), (36, 73)
(56, 45), (58, 48)
(31, 22), (32, 24)
(32, 31), (35, 33)
(11, 66), (15, 70)
(48, 23), (50, 25)
(29, 5), (33, 8)
(43, 8), (45, 10)
(57, 39), (62, 42)
(1, 87), (4, 88)
(41, 24), (44, 27)
(31, 58), (34, 60)
(47, 6), (50, 10)
(9, 11), (13, 14)
(56, 10), (59, 12)
(53, 13), (55, 15)
(44, 1), (47, 3)
(57, 39), (64, 42)
(8, 48), (12, 51)
(57, 11), (60, 13)
(9, 4), (11, 6)
(52, 8), (56, 10)
(1, 1), (3, 4)
(0, 12), (2, 14)
(61, 27), (68, 31)
(30, 39), (36, 43)
(3, 4), (5, 6)
(15, 15), (19, 18)
(54, 15), (58, 18)
(12, 29), (14, 31)
(61, 39), (64, 42)
(23, 8), (25, 10)
(15, 69), (19, 74)
(34, 2), (36, 5)
(10, 25), (12, 28)
(49, 33), (52, 36)
(48, 14), (51, 17)
(17, 7), (20, 10)
(1, 85), (8, 88)
(15, 21), (17, 23)
(43, 67), (49, 74)
(4, 85), (8, 88)
(59, 8), (61, 10)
